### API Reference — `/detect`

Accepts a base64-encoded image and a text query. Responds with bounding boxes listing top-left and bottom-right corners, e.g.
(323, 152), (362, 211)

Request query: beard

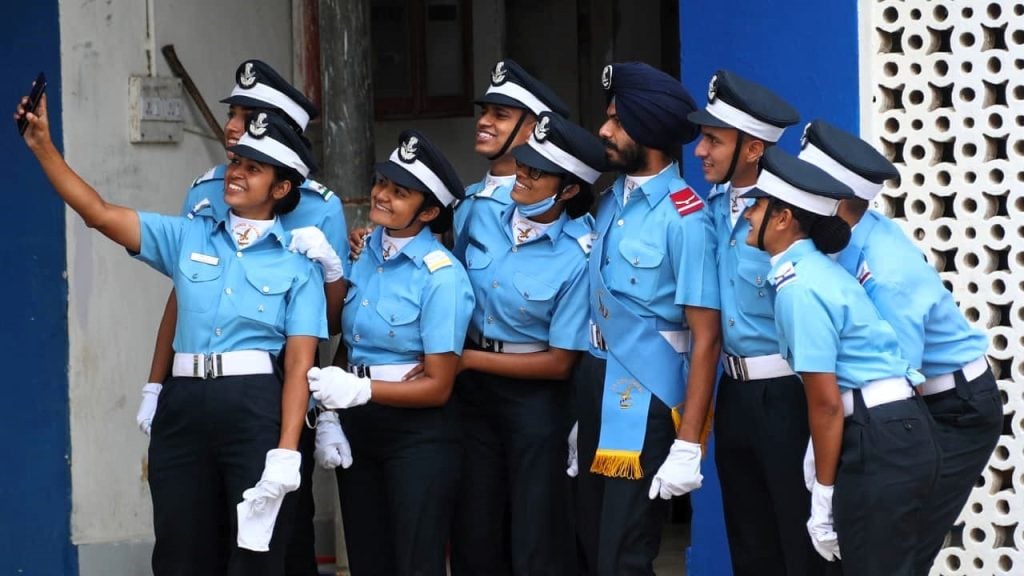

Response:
(603, 138), (648, 174)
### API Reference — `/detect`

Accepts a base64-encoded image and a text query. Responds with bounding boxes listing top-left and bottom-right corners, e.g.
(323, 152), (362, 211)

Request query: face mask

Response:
(516, 193), (558, 218)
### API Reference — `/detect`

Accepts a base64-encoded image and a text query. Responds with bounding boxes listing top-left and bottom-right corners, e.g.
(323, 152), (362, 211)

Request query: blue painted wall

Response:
(679, 2), (859, 574)
(0, 0), (76, 573)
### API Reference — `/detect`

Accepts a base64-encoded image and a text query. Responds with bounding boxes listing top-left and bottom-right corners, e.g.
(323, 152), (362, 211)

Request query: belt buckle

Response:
(482, 337), (502, 353)
(727, 355), (746, 381)
(205, 354), (223, 379)
(352, 364), (369, 379)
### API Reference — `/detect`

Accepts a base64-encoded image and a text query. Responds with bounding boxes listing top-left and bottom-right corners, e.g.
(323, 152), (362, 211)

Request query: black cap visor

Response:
(739, 187), (771, 200)
(511, 144), (568, 176)
(687, 108), (736, 130)
(474, 93), (531, 112)
(375, 161), (431, 196)
(227, 143), (290, 171)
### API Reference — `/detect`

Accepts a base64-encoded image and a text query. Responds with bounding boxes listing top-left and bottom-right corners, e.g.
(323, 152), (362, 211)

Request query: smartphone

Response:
(17, 72), (47, 136)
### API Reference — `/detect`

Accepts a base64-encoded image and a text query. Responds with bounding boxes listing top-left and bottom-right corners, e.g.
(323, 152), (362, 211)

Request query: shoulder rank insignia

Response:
(669, 187), (704, 216)
(304, 180), (335, 201)
(856, 260), (872, 286)
(190, 165), (222, 188)
(769, 261), (797, 290)
(186, 198), (212, 220)
(423, 250), (452, 273)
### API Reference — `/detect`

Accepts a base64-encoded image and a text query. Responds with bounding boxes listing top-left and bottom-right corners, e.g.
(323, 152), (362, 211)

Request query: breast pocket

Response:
(375, 299), (422, 351)
(239, 269), (294, 326)
(511, 272), (557, 327)
(617, 239), (665, 302)
(463, 243), (492, 271)
(736, 256), (773, 318)
(177, 256), (223, 313)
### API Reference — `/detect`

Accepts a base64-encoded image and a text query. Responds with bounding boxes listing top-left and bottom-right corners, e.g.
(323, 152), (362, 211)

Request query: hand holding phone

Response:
(16, 72), (47, 136)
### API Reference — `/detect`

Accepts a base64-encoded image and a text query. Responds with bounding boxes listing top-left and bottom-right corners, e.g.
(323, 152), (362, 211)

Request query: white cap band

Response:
(705, 98), (785, 142)
(527, 139), (601, 184)
(756, 169), (839, 216)
(229, 82), (311, 131)
(484, 83), (551, 116)
(388, 149), (456, 207)
(799, 143), (884, 201)
(236, 133), (310, 178)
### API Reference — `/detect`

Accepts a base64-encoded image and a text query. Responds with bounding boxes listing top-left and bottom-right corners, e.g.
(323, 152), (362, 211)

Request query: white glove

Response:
(236, 448), (302, 552)
(803, 439), (816, 492)
(289, 226), (343, 283)
(807, 480), (841, 562)
(314, 411), (353, 470)
(308, 366), (372, 409)
(136, 382), (162, 436)
(648, 439), (703, 500)
(566, 421), (579, 477)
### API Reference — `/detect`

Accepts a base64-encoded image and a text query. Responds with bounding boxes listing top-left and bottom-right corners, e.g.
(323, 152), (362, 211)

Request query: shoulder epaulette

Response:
(856, 260), (872, 286)
(669, 186), (704, 217)
(769, 261), (797, 290)
(302, 179), (335, 201)
(423, 250), (453, 273)
(190, 165), (223, 188)
(186, 198), (212, 220)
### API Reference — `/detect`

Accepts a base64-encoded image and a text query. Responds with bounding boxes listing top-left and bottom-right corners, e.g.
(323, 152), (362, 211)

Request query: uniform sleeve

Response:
(284, 264), (329, 339)
(419, 265), (476, 355)
(774, 283), (840, 373)
(671, 210), (720, 310)
(320, 195), (351, 276)
(547, 259), (591, 351)
(134, 211), (189, 277)
(864, 274), (929, 370)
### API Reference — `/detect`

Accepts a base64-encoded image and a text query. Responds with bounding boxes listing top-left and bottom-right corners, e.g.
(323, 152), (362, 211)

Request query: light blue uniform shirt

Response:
(342, 226), (475, 366)
(770, 239), (920, 390)
(453, 173), (515, 243)
(135, 210), (328, 354)
(836, 210), (988, 377)
(181, 164), (351, 274)
(461, 201), (592, 350)
(590, 164), (719, 356)
(708, 183), (779, 357)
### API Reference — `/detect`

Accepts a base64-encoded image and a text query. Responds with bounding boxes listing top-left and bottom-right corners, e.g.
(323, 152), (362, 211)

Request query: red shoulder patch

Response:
(669, 187), (704, 216)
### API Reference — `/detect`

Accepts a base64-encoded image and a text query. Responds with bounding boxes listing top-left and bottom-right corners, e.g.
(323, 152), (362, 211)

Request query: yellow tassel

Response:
(671, 406), (682, 432)
(590, 449), (644, 479)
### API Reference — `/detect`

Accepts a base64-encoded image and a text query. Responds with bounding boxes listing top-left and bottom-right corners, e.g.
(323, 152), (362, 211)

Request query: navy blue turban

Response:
(601, 62), (700, 151)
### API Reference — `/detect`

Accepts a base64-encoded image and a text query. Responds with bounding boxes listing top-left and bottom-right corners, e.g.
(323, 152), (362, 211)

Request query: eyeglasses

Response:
(516, 161), (553, 181)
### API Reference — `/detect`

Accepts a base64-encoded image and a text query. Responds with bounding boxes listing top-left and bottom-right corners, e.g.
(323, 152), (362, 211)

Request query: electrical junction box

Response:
(128, 76), (184, 143)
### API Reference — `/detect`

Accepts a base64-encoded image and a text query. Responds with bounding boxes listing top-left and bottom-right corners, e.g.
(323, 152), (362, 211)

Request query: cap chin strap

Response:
(756, 197), (777, 252)
(487, 110), (530, 161)
(716, 130), (746, 185)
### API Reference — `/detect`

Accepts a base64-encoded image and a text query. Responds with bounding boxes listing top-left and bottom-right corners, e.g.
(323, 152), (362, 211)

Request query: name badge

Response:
(190, 252), (220, 266)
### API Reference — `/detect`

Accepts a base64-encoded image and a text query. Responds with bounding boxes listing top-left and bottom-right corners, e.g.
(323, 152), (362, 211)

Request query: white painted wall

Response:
(60, 0), (293, 548)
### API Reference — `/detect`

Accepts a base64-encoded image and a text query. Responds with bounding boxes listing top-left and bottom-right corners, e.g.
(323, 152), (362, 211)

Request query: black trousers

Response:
(285, 423), (318, 576)
(336, 402), (461, 576)
(149, 374), (297, 576)
(833, 393), (939, 576)
(913, 366), (1003, 574)
(714, 372), (830, 576)
(449, 370), (576, 576)
(574, 353), (675, 576)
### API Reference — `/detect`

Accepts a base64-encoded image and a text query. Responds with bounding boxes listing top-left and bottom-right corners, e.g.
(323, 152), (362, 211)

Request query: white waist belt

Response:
(468, 327), (547, 354)
(172, 351), (274, 379)
(348, 363), (419, 382)
(722, 353), (795, 381)
(919, 356), (989, 396)
(841, 377), (914, 417)
(588, 322), (691, 354)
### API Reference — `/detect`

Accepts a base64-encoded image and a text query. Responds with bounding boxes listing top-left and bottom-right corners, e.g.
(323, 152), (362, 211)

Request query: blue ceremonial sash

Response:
(587, 200), (688, 479)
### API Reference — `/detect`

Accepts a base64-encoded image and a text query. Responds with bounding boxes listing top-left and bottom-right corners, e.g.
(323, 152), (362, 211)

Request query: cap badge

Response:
(239, 62), (257, 89)
(533, 115), (551, 142)
(601, 65), (613, 90)
(399, 136), (419, 163)
(249, 112), (269, 137)
(707, 74), (719, 102)
(800, 122), (811, 149)
(491, 61), (507, 85)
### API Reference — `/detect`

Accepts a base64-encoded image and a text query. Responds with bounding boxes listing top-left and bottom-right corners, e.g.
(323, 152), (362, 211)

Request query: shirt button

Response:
(262, 286), (270, 293)
(617, 219), (624, 227)
(361, 299), (369, 307)
(728, 319), (736, 327)
(224, 287), (232, 295)
(237, 251), (244, 258)
(388, 330), (395, 337)
(354, 334), (361, 342)
(729, 239), (736, 247)
(191, 273), (198, 280)
(487, 316), (494, 324)
(492, 280), (499, 288)
(511, 246), (518, 253)
(758, 290), (765, 297)
(214, 328), (222, 336)
(630, 277), (637, 284)
(604, 258), (611, 265)
(257, 305), (264, 312)
(377, 267), (383, 273)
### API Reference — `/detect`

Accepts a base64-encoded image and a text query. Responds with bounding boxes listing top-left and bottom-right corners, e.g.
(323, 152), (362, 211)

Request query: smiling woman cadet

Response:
(17, 93), (327, 576)
(449, 112), (605, 575)
(307, 131), (474, 576)
(740, 147), (939, 576)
